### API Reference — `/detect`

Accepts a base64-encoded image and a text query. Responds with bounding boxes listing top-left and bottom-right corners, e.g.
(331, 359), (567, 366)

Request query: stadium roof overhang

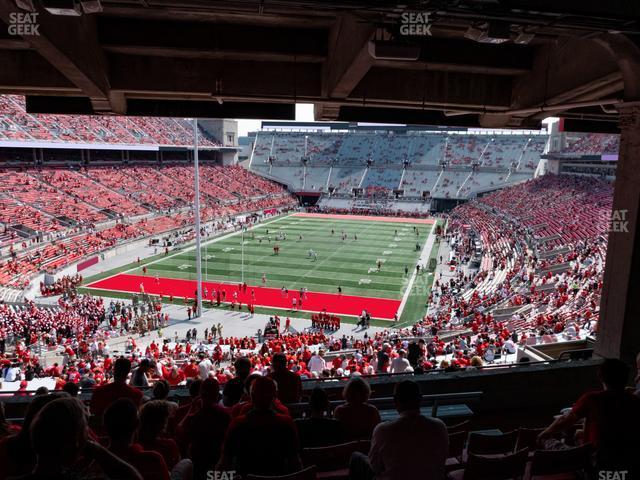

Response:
(0, 0), (639, 132)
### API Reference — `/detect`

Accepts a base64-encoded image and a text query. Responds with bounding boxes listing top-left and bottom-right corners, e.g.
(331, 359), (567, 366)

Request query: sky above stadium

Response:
(237, 104), (314, 137)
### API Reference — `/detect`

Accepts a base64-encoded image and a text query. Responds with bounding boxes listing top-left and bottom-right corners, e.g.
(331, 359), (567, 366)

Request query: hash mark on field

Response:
(204, 255), (214, 260)
(383, 250), (393, 255)
(389, 243), (397, 247)
(222, 247), (235, 252)
(177, 264), (190, 270)
(359, 278), (372, 284)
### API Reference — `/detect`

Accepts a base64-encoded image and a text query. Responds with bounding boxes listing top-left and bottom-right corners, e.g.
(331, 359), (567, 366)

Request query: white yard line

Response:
(396, 223), (437, 319)
(288, 222), (379, 291)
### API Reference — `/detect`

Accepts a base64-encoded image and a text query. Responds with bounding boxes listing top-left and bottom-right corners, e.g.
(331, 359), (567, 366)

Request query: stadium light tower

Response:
(192, 118), (203, 318)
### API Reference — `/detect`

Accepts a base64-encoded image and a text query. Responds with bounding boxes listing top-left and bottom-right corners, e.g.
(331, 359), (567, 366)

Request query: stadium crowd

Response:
(0, 349), (637, 479)
(39, 274), (83, 297)
(0, 164), (297, 289)
(0, 95), (220, 146)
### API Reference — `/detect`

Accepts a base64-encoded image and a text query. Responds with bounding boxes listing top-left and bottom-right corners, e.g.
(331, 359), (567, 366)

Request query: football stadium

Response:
(0, 1), (638, 479)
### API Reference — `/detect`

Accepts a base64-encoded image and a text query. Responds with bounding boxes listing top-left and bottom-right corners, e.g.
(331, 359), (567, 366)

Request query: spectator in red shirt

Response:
(0, 394), (62, 480)
(173, 380), (202, 428)
(138, 400), (181, 469)
(90, 358), (143, 417)
(217, 376), (301, 476)
(104, 398), (171, 480)
(25, 397), (141, 480)
(182, 359), (199, 379)
(539, 358), (640, 475)
(178, 378), (231, 480)
(268, 352), (302, 404)
(221, 357), (252, 408)
(334, 377), (381, 441)
(230, 374), (290, 418)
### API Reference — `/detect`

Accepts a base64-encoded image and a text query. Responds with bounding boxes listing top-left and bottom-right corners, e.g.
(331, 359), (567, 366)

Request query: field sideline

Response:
(85, 213), (438, 321)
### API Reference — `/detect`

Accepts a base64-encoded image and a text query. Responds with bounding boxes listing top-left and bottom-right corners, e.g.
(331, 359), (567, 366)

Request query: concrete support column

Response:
(596, 103), (640, 373)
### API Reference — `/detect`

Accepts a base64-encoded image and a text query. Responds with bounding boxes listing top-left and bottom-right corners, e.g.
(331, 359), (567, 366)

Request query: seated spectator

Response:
(469, 356), (483, 368)
(221, 357), (251, 408)
(217, 376), (301, 476)
(390, 349), (410, 373)
(294, 387), (343, 448)
(308, 350), (327, 374)
(138, 400), (181, 470)
(131, 359), (150, 388)
(62, 382), (79, 397)
(268, 352), (302, 404)
(0, 393), (62, 479)
(334, 377), (381, 440)
(539, 358), (640, 475)
(350, 380), (448, 480)
(104, 398), (170, 480)
(221, 377), (244, 410)
(178, 378), (230, 479)
(173, 379), (201, 427)
(90, 358), (143, 417)
(231, 374), (290, 418)
(150, 379), (178, 411)
(26, 396), (141, 480)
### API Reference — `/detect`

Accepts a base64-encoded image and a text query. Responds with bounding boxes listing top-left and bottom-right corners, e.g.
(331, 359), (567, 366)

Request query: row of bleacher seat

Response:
(252, 131), (547, 169)
(0, 164), (297, 286)
(0, 95), (220, 146)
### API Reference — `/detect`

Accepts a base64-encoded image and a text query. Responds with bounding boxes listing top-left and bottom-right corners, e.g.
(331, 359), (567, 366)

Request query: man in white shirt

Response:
(350, 380), (448, 480)
(503, 338), (516, 354)
(308, 350), (326, 374)
(390, 349), (411, 373)
(4, 364), (20, 382)
(198, 355), (213, 380)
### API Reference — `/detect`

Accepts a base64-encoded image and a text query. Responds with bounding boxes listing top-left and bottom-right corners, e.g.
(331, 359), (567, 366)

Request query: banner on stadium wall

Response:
(77, 256), (99, 272)
(263, 208), (277, 215)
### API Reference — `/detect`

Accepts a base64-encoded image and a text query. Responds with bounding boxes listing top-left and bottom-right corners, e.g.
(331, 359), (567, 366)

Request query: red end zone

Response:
(86, 273), (400, 320)
(293, 212), (435, 224)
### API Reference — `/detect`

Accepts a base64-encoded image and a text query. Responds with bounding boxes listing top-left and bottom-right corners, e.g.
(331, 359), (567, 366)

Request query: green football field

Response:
(135, 215), (429, 298)
(85, 213), (440, 323)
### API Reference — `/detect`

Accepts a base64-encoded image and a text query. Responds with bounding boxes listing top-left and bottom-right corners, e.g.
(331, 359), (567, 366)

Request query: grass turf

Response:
(83, 214), (437, 323)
